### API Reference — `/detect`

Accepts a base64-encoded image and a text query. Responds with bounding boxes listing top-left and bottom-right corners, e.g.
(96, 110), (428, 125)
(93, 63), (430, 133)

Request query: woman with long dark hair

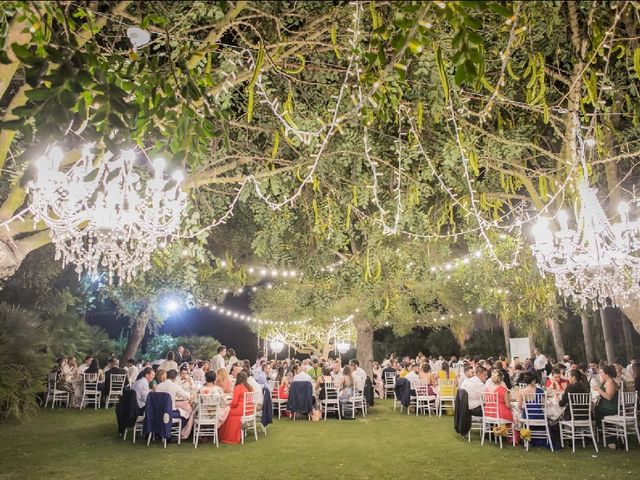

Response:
(218, 371), (253, 444)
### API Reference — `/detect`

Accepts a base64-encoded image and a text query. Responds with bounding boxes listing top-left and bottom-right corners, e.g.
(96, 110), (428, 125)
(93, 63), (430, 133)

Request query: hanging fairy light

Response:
(27, 145), (186, 283)
(531, 119), (640, 307)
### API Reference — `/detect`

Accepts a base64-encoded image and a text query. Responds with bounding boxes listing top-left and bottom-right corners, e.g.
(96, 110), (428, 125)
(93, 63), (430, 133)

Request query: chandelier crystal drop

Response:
(531, 126), (640, 308)
(28, 145), (187, 283)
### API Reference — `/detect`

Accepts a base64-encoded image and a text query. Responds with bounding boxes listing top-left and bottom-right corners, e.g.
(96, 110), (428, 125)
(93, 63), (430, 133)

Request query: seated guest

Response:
(275, 366), (290, 399)
(438, 361), (457, 384)
(399, 362), (410, 378)
(243, 366), (263, 407)
(485, 369), (517, 440)
(545, 367), (568, 391)
(104, 359), (128, 396)
(350, 360), (367, 382)
(511, 364), (524, 386)
(219, 371), (253, 444)
(215, 367), (234, 395)
(151, 369), (166, 391)
(156, 370), (194, 439)
(126, 359), (139, 385)
(292, 364), (314, 383)
(418, 363), (437, 394)
(593, 365), (621, 449)
(559, 369), (590, 420)
(159, 351), (179, 373)
(307, 359), (323, 381)
(200, 370), (230, 426)
(317, 367), (334, 400)
(78, 355), (93, 376)
(459, 365), (474, 390)
(178, 365), (194, 391)
(517, 373), (544, 419)
(191, 361), (206, 384)
(330, 362), (344, 382)
(338, 365), (355, 405)
(51, 357), (74, 396)
(372, 362), (384, 398)
(461, 366), (487, 416)
(255, 363), (270, 390)
(382, 360), (398, 378)
(132, 367), (155, 411)
(404, 363), (420, 385)
(85, 358), (105, 383)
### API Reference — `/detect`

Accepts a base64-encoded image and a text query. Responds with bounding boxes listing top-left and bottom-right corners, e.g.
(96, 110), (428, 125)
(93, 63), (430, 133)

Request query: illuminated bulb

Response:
(260, 269), (267, 276)
(271, 269), (278, 276)
(476, 308), (483, 314)
(220, 260), (227, 268)
(181, 249), (188, 256)
(248, 267), (255, 274)
(618, 201), (629, 217)
(153, 157), (165, 172)
(122, 149), (136, 162)
(474, 250), (482, 258)
(172, 170), (184, 183)
(290, 271), (297, 277)
(49, 146), (63, 166)
(557, 210), (569, 231)
(166, 300), (179, 312)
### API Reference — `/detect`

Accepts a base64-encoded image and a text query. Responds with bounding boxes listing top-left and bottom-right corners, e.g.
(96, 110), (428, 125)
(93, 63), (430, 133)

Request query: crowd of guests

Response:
(377, 349), (639, 450)
(51, 344), (373, 444)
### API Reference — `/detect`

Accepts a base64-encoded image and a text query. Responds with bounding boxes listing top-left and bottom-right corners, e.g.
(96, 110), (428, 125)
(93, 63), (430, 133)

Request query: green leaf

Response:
(435, 45), (449, 102)
(11, 43), (38, 64)
(634, 47), (640, 81)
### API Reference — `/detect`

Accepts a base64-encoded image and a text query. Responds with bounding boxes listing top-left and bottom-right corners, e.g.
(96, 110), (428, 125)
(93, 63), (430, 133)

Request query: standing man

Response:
(176, 345), (185, 365)
(210, 345), (227, 373)
(533, 348), (548, 383)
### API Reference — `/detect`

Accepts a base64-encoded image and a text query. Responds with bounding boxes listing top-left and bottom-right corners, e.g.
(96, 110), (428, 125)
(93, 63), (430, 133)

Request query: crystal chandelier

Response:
(269, 339), (284, 354)
(28, 145), (187, 283)
(335, 341), (351, 354)
(531, 128), (640, 308)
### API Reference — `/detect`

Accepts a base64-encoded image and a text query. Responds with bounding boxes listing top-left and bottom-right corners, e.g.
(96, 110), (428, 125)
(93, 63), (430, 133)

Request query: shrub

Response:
(0, 304), (51, 422)
(143, 334), (178, 361)
(177, 336), (221, 361)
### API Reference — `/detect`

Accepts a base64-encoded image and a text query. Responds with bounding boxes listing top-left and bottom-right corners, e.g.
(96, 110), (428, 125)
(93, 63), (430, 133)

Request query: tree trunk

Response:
(580, 310), (595, 363)
(599, 307), (616, 364)
(548, 317), (565, 360)
(620, 311), (635, 362)
(500, 317), (511, 358)
(121, 304), (152, 363)
(353, 315), (374, 378)
(620, 300), (640, 334)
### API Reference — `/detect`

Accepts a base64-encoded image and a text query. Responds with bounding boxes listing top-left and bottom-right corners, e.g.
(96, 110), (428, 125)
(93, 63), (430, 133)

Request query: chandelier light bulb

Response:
(172, 170), (184, 183)
(153, 157), (166, 173)
(557, 210), (569, 231)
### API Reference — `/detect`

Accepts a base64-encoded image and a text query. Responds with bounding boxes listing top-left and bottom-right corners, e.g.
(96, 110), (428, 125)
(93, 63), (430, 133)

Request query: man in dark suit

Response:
(175, 345), (185, 365)
(104, 359), (128, 403)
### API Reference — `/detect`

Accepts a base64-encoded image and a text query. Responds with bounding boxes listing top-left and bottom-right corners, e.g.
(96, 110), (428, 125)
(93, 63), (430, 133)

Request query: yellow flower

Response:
(520, 428), (532, 441)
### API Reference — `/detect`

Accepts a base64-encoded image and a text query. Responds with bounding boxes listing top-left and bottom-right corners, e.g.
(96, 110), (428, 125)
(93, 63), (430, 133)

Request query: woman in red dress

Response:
(218, 371), (253, 444)
(485, 369), (519, 444)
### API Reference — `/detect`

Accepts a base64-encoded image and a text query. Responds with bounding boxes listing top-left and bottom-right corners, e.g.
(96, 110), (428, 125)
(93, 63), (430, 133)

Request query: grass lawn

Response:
(1, 399), (639, 480)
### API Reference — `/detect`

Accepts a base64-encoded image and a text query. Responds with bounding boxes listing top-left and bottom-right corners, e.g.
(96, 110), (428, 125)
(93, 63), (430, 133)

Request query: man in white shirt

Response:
(126, 359), (139, 385)
(210, 345), (227, 373)
(292, 367), (314, 384)
(131, 367), (155, 409)
(461, 366), (487, 416)
(458, 365), (474, 391)
(626, 359), (637, 382)
(247, 374), (264, 406)
(156, 370), (193, 410)
(330, 362), (343, 382)
(78, 355), (93, 376)
(350, 360), (367, 382)
(404, 363), (420, 385)
(533, 348), (548, 382)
